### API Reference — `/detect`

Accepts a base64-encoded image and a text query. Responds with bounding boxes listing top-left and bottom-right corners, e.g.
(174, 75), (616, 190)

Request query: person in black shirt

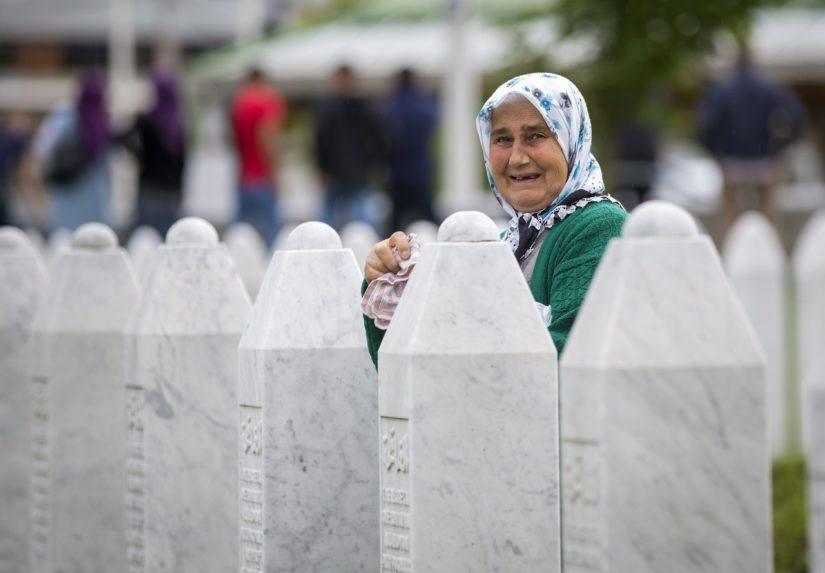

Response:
(314, 64), (385, 230)
(119, 69), (187, 236)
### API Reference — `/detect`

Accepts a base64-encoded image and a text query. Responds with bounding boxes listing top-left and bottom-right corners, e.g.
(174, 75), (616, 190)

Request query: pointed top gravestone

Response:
(128, 216), (251, 572)
(0, 227), (47, 573)
(793, 210), (825, 572)
(224, 222), (268, 300)
(561, 201), (770, 572)
(722, 210), (787, 457)
(378, 210), (560, 571)
(30, 222), (139, 573)
(238, 221), (377, 572)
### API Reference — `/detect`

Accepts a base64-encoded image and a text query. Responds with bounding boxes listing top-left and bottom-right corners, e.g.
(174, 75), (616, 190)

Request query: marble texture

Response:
(127, 217), (251, 572)
(794, 210), (825, 452)
(561, 201), (771, 572)
(795, 210), (825, 571)
(238, 221), (378, 572)
(722, 210), (787, 457)
(30, 223), (139, 573)
(126, 225), (162, 287)
(0, 228), (47, 573)
(378, 211), (561, 572)
(224, 221), (268, 299)
(341, 221), (379, 273)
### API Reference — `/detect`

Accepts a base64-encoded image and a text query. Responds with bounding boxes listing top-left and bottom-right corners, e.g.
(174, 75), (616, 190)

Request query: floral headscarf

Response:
(476, 73), (617, 257)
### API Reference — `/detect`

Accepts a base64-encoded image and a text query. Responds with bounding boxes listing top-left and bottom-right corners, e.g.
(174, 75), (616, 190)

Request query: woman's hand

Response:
(364, 231), (411, 282)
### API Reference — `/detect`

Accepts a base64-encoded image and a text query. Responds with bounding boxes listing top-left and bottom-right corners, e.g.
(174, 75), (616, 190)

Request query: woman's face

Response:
(489, 94), (569, 213)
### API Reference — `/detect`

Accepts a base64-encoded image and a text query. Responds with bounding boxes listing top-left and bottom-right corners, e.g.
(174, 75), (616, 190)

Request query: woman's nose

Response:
(508, 141), (530, 168)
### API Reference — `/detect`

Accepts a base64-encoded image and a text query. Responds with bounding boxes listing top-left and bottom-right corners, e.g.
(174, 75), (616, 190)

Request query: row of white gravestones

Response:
(0, 203), (772, 572)
(795, 211), (825, 573)
(128, 217), (251, 572)
(722, 211), (787, 459)
(0, 228), (47, 573)
(31, 223), (139, 573)
(562, 202), (771, 571)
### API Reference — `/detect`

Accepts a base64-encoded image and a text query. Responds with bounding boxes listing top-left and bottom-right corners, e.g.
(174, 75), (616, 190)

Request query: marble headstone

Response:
(126, 225), (162, 287)
(127, 217), (251, 572)
(0, 228), (47, 573)
(378, 211), (561, 571)
(341, 220), (379, 273)
(224, 222), (268, 299)
(30, 223), (139, 573)
(404, 219), (438, 244)
(238, 222), (378, 572)
(561, 201), (771, 572)
(794, 210), (825, 571)
(722, 210), (787, 457)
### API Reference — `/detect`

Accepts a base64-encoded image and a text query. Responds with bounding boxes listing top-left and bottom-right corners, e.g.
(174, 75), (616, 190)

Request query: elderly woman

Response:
(363, 73), (626, 363)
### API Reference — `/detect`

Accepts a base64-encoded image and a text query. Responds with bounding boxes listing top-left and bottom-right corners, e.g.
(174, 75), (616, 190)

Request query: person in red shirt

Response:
(231, 68), (286, 246)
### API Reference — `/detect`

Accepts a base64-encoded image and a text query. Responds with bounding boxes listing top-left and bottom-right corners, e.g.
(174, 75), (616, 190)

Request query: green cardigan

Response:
(363, 200), (627, 367)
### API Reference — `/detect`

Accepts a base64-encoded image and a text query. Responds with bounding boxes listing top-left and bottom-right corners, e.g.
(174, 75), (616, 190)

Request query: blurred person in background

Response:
(612, 118), (659, 211)
(315, 64), (385, 230)
(34, 70), (111, 231)
(0, 112), (33, 226)
(384, 68), (438, 230)
(231, 67), (286, 246)
(117, 68), (187, 237)
(698, 47), (806, 235)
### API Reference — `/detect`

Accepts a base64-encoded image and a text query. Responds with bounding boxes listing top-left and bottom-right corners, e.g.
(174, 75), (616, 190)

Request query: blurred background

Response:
(0, 0), (824, 248)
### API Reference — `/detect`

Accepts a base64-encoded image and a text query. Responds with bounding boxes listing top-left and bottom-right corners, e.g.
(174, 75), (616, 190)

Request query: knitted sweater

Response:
(363, 200), (627, 367)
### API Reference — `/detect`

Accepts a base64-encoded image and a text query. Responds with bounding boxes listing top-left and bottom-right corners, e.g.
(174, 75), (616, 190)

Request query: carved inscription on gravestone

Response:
(125, 387), (146, 572)
(239, 406), (264, 573)
(563, 438), (603, 571)
(30, 375), (51, 568)
(380, 417), (412, 573)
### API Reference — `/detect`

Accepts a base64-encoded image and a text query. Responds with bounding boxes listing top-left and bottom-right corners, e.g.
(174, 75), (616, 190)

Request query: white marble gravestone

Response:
(127, 217), (251, 572)
(224, 222), (268, 299)
(127, 225), (162, 287)
(722, 210), (787, 457)
(378, 211), (561, 572)
(794, 210), (825, 452)
(794, 210), (825, 571)
(30, 223), (139, 573)
(561, 201), (771, 572)
(0, 228), (47, 573)
(404, 220), (438, 244)
(341, 221), (379, 274)
(238, 222), (378, 572)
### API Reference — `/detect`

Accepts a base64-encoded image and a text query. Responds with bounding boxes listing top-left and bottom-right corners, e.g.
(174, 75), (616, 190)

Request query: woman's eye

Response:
(528, 132), (546, 141)
(493, 136), (512, 145)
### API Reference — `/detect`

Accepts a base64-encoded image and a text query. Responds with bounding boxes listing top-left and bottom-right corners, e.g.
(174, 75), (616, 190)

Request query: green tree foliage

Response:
(550, 0), (790, 137)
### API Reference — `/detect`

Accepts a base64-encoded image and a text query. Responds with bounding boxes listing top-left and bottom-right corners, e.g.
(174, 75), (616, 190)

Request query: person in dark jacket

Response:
(384, 68), (438, 230)
(698, 49), (806, 234)
(119, 69), (186, 236)
(314, 64), (385, 230)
